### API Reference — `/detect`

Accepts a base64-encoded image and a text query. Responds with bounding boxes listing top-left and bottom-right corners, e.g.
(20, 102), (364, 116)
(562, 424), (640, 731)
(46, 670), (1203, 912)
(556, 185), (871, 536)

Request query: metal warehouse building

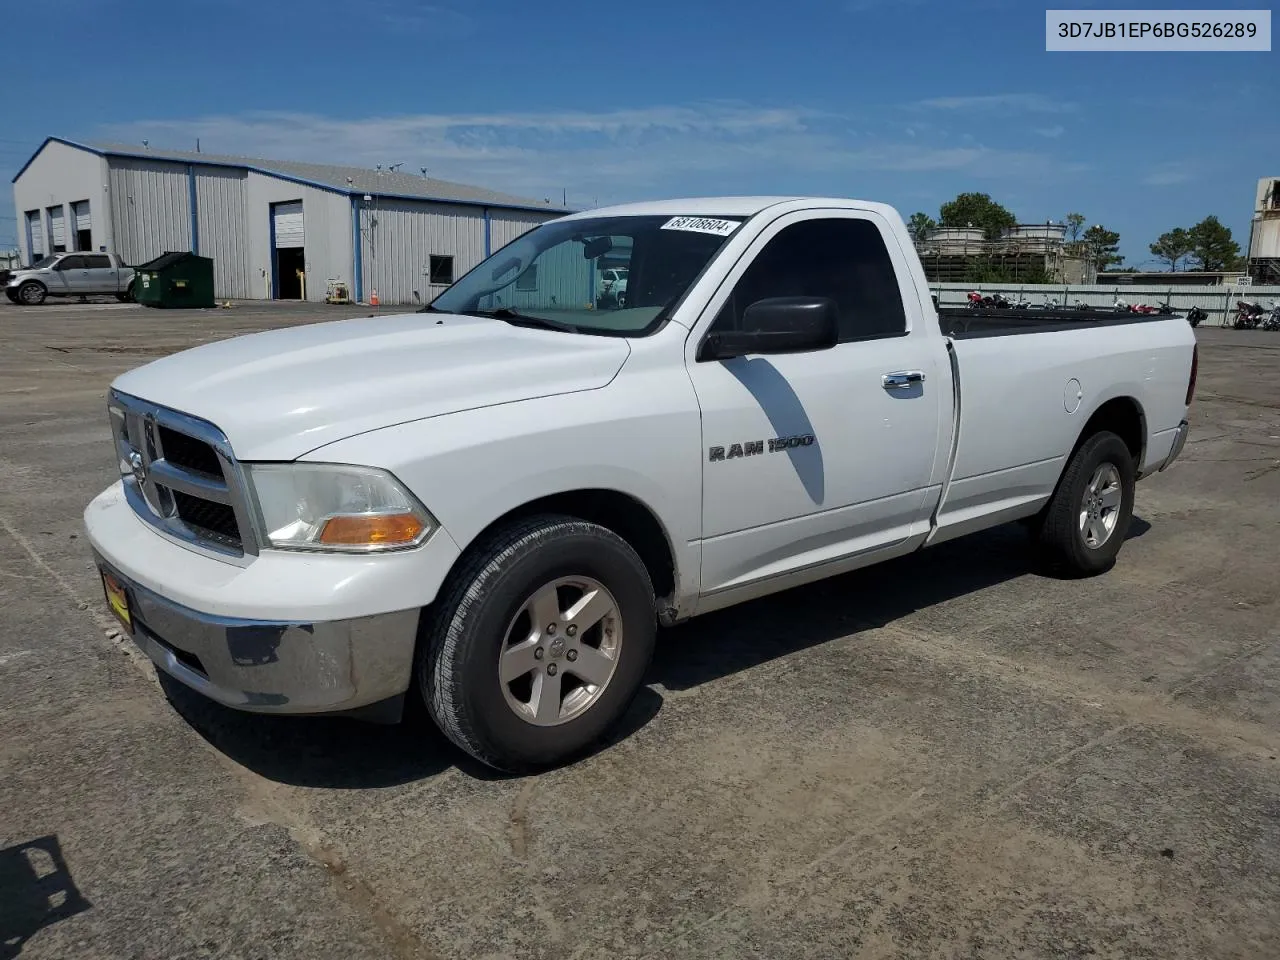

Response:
(12, 137), (569, 304)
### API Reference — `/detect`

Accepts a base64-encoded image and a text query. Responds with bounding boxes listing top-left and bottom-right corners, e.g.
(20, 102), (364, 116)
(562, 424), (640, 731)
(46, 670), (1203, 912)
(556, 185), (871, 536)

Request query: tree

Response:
(938, 192), (1017, 241)
(1149, 227), (1193, 271)
(1082, 224), (1122, 271)
(907, 212), (936, 243)
(1064, 212), (1086, 243)
(1186, 216), (1241, 271)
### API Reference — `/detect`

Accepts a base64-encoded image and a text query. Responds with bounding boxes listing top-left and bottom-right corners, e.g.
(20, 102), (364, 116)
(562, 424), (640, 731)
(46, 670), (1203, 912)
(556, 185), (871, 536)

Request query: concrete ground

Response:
(1, 298), (1278, 960)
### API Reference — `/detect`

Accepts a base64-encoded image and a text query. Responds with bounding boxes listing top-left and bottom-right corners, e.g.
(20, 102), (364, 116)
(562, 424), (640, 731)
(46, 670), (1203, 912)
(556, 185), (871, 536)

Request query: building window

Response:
(429, 255), (454, 285)
(516, 264), (538, 291)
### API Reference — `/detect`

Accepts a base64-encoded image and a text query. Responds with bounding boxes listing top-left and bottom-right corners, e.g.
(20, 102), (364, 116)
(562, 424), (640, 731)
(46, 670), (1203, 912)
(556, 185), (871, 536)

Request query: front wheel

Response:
(16, 281), (46, 305)
(419, 515), (656, 773)
(1034, 430), (1136, 577)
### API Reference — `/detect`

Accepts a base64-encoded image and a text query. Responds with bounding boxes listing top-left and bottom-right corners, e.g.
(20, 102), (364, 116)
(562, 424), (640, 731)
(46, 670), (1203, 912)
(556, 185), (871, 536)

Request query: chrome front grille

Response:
(108, 389), (259, 559)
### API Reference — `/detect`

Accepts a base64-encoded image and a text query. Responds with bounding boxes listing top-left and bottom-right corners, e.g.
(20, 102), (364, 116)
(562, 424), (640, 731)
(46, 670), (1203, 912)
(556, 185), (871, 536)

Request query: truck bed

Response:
(937, 307), (1169, 339)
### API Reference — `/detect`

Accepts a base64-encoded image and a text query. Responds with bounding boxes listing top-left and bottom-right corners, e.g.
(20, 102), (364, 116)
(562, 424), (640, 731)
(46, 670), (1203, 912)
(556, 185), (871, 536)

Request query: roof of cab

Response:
(557, 196), (897, 221)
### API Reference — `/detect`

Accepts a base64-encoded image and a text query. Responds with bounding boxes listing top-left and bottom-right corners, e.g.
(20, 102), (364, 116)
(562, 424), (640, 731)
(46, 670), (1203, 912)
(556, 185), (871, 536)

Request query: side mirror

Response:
(699, 296), (839, 361)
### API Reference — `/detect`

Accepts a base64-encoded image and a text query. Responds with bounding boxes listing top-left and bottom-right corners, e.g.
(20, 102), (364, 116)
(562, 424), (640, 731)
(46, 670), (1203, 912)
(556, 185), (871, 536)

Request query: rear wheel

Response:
(1035, 430), (1135, 577)
(16, 281), (46, 305)
(419, 515), (656, 773)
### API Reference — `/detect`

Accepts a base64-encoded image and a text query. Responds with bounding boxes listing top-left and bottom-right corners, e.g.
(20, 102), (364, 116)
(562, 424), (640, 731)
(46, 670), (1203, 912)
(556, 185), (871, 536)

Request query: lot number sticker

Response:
(661, 216), (739, 237)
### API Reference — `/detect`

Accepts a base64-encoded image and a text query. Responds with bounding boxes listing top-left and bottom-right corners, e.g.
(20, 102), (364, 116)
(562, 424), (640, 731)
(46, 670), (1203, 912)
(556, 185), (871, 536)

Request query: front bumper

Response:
(95, 554), (420, 718)
(84, 480), (462, 718)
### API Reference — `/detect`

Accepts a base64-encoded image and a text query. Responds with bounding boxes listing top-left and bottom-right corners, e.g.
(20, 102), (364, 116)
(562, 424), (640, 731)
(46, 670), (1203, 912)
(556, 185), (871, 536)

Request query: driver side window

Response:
(711, 217), (907, 342)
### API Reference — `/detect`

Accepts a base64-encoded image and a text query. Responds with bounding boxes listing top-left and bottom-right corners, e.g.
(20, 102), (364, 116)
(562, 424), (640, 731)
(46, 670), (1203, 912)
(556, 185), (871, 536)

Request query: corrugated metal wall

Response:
(194, 165), (250, 300)
(246, 173), (351, 302)
(354, 204), (560, 306)
(108, 158), (192, 264)
(358, 199), (487, 305)
(931, 282), (1280, 326)
(488, 212), (554, 253)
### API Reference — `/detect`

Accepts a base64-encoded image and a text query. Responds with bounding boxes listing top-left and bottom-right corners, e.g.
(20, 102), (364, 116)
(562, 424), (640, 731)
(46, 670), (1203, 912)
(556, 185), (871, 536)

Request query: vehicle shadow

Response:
(164, 517), (1149, 787)
(0, 835), (92, 959)
(158, 670), (664, 787)
(651, 518), (1147, 691)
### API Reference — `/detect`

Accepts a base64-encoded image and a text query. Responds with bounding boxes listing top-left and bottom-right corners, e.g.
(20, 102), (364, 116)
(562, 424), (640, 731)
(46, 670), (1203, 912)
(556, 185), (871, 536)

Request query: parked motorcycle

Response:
(966, 291), (1013, 309)
(1008, 295), (1032, 309)
(1115, 296), (1158, 315)
(1234, 300), (1266, 329)
(1262, 301), (1280, 332)
(1185, 306), (1207, 328)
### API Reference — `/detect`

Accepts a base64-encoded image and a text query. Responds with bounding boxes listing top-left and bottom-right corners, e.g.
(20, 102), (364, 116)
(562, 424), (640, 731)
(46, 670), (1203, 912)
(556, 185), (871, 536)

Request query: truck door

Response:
(686, 209), (946, 596)
(83, 254), (118, 293)
(49, 255), (87, 295)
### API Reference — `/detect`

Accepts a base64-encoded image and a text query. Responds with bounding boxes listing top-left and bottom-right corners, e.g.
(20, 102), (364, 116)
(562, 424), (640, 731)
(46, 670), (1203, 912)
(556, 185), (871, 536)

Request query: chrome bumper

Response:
(94, 553), (420, 720)
(1159, 419), (1190, 471)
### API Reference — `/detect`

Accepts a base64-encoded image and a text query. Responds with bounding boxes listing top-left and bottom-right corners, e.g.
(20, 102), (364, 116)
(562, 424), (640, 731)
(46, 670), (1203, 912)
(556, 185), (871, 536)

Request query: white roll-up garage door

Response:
(72, 200), (91, 232)
(273, 201), (304, 248)
(26, 211), (44, 257)
(48, 207), (65, 249)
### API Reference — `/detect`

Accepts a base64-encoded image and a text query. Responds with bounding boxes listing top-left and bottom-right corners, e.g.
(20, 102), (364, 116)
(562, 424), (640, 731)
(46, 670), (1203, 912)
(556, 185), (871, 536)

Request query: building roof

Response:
(13, 137), (571, 215)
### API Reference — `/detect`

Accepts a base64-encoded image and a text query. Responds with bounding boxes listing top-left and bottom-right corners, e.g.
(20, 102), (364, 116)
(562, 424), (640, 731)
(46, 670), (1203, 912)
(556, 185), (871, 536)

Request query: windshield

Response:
(427, 214), (746, 335)
(29, 256), (57, 269)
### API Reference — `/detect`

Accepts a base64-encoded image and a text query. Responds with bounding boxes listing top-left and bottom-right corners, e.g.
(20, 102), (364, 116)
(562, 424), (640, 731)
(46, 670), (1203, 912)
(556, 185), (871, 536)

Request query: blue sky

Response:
(3, 0), (1276, 264)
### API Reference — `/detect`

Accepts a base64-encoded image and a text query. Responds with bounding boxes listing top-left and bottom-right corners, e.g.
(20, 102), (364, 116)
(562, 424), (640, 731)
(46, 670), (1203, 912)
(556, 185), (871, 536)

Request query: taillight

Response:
(1186, 343), (1198, 406)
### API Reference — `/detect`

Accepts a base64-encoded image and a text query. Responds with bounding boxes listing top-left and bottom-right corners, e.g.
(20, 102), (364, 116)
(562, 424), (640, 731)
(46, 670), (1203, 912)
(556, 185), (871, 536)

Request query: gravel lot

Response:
(2, 298), (1278, 959)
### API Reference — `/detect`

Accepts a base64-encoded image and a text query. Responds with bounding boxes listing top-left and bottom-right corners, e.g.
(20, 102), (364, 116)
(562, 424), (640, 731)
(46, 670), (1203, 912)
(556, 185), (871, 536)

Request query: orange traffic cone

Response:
(370, 289), (379, 306)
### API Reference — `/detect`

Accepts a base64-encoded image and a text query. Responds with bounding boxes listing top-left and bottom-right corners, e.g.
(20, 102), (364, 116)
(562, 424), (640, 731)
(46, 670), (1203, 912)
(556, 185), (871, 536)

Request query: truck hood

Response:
(110, 311), (631, 460)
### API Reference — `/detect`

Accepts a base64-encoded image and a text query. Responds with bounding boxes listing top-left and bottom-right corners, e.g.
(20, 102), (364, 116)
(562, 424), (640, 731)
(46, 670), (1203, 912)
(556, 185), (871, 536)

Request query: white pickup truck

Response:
(84, 197), (1197, 772)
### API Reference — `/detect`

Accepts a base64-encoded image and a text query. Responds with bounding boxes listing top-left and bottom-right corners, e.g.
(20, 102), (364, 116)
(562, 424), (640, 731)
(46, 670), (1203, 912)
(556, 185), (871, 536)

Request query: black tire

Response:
(1035, 430), (1136, 577)
(16, 281), (46, 305)
(5, 289), (18, 303)
(116, 284), (134, 303)
(419, 514), (656, 773)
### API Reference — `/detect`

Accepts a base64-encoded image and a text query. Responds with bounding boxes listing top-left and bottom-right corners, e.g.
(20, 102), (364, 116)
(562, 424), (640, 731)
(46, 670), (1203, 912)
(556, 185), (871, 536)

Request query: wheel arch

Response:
(447, 488), (680, 624)
(1072, 395), (1146, 471)
(1034, 395), (1146, 520)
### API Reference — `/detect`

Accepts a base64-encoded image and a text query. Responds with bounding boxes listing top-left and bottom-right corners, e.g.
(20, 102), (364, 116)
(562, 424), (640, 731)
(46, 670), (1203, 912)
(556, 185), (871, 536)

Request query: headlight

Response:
(245, 463), (436, 552)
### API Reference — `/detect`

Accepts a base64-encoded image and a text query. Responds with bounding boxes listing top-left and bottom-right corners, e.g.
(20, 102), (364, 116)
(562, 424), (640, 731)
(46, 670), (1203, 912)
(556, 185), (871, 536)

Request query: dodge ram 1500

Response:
(84, 197), (1197, 771)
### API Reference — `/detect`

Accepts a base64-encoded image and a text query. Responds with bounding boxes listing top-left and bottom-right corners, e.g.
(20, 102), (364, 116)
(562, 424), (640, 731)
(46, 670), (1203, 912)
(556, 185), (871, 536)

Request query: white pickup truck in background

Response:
(84, 197), (1197, 772)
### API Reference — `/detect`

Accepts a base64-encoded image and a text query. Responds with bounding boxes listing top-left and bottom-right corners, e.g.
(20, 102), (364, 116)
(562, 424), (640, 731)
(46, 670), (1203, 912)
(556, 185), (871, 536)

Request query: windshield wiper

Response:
(474, 308), (580, 333)
(417, 303), (453, 314)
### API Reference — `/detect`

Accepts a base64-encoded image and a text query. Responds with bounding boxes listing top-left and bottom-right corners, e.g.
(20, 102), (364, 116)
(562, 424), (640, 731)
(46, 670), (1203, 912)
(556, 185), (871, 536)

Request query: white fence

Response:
(930, 282), (1280, 327)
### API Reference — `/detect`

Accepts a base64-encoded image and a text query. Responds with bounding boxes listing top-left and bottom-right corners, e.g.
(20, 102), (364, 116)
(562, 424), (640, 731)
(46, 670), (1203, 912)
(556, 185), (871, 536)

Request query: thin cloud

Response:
(97, 104), (1084, 206)
(1143, 164), (1194, 186)
(377, 3), (475, 36)
(915, 93), (1079, 114)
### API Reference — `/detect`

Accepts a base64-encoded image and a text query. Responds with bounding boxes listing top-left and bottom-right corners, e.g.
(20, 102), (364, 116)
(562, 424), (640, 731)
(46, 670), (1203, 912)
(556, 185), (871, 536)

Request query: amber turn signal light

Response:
(318, 513), (426, 547)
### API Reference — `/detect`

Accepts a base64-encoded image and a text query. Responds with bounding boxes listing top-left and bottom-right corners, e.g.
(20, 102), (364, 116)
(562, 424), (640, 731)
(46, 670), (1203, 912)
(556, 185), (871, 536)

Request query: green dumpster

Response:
(134, 251), (215, 309)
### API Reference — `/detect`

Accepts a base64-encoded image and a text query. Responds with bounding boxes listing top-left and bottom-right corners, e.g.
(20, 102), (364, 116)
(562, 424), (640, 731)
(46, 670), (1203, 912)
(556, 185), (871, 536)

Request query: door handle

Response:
(882, 371), (926, 390)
